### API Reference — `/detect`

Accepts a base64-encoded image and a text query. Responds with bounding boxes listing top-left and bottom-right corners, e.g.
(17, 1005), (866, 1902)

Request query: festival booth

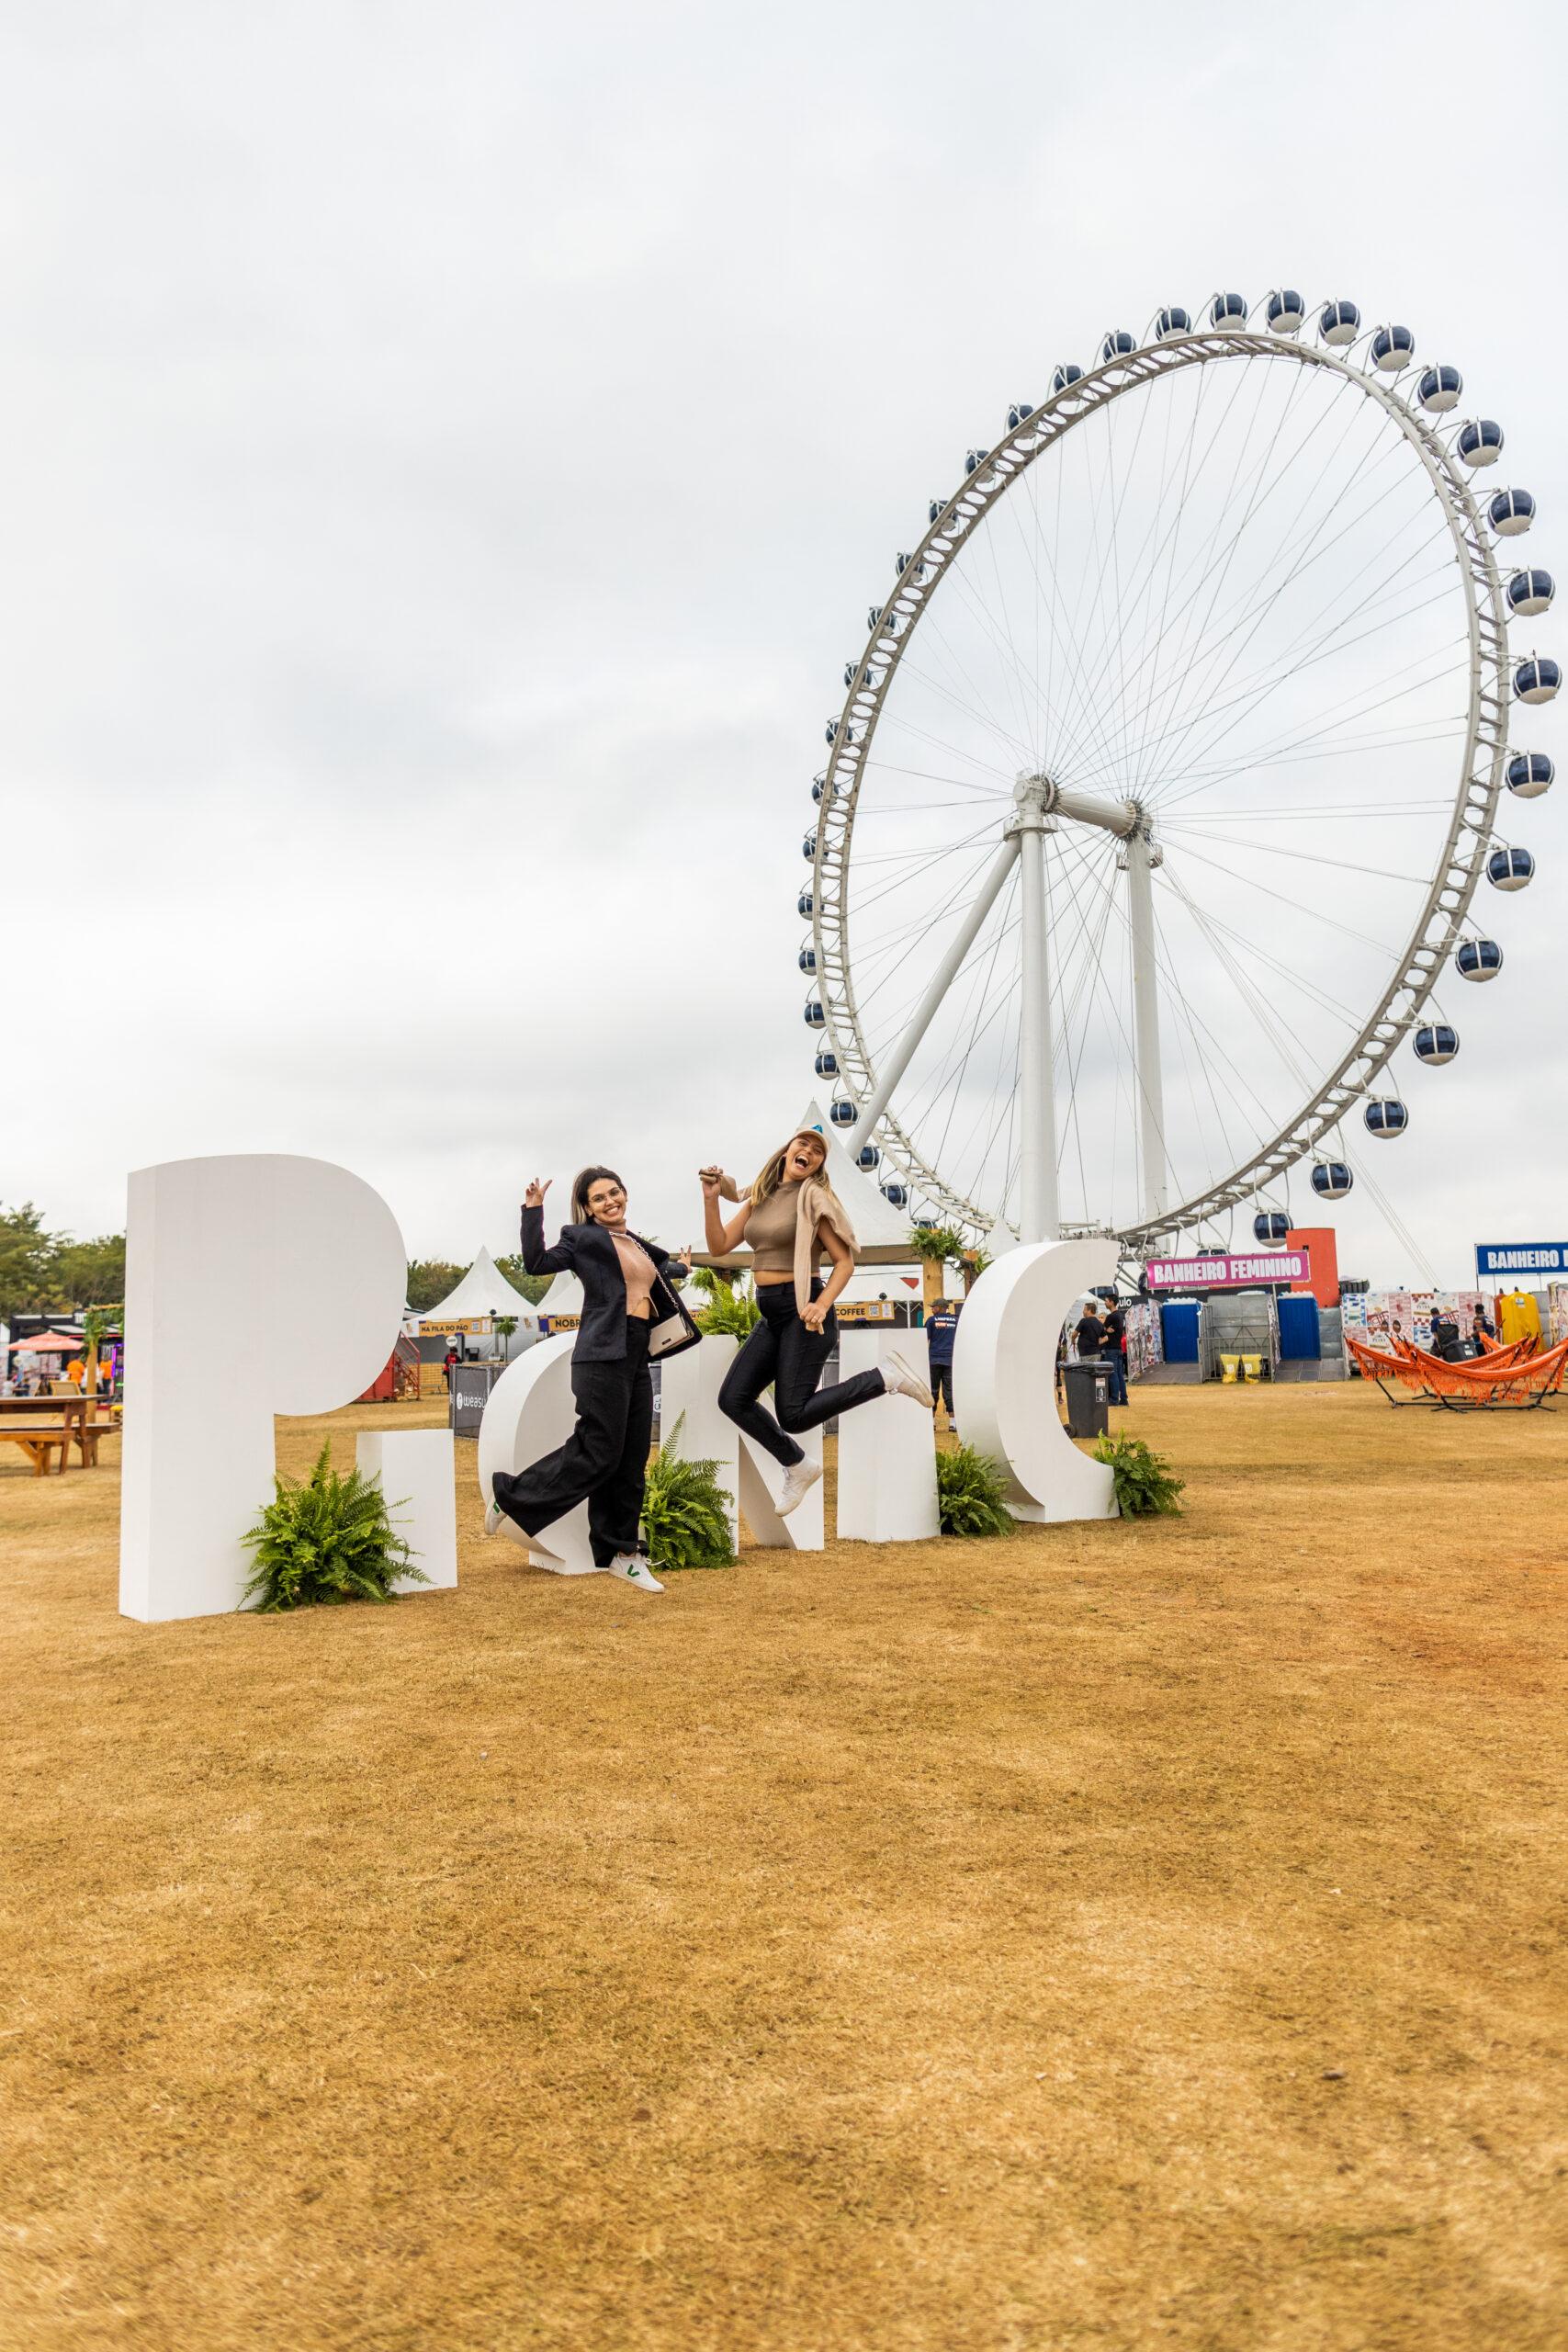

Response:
(1141, 1246), (1348, 1383)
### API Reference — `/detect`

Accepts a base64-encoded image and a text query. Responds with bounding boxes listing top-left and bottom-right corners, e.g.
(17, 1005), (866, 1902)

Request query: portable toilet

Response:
(1160, 1298), (1201, 1365)
(1277, 1293), (1321, 1362)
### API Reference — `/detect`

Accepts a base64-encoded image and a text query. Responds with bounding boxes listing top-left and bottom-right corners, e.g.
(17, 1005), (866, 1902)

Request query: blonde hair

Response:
(750, 1128), (837, 1209)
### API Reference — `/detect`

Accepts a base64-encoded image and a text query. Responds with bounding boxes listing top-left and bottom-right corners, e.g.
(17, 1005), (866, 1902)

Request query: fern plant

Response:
(696, 1278), (761, 1339)
(936, 1443), (1014, 1537)
(641, 1414), (736, 1569)
(1091, 1431), (1184, 1516)
(240, 1441), (426, 1611)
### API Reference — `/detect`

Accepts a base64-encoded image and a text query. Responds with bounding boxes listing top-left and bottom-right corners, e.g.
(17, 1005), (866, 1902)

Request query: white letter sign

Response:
(953, 1239), (1119, 1523)
(118, 1154), (408, 1623)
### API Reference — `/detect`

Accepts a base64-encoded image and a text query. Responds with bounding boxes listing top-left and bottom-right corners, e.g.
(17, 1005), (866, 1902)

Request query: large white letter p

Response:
(118, 1154), (407, 1623)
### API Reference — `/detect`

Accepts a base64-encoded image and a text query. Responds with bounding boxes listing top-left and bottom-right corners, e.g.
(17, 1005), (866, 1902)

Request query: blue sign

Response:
(1475, 1241), (1568, 1283)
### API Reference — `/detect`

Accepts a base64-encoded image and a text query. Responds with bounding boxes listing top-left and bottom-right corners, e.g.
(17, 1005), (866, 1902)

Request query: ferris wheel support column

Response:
(1010, 780), (1059, 1243)
(851, 832), (1021, 1144)
(1124, 821), (1169, 1226)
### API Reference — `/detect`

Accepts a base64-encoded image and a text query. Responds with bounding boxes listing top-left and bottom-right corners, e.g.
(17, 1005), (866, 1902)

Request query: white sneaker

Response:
(778, 1456), (823, 1516)
(882, 1349), (933, 1408)
(484, 1489), (507, 1536)
(607, 1553), (664, 1593)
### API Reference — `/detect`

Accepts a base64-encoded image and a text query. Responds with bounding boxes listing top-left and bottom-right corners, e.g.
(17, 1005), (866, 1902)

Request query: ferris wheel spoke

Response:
(1168, 797), (1453, 823)
(1104, 357), (1276, 786)
(1124, 522), (1453, 802)
(858, 757), (1011, 799)
(1069, 377), (1167, 792)
(1130, 512), (1457, 801)
(1150, 634), (1471, 816)
(1122, 371), (1396, 786)
(1140, 704), (1468, 805)
(1010, 461), (1129, 777)
(933, 560), (1088, 773)
(1159, 837), (1402, 955)
(1137, 616), (1469, 809)
(1150, 877), (1371, 1028)
(1110, 356), (1322, 789)
(890, 618), (1043, 772)
(1157, 822), (1435, 888)
(870, 705), (1024, 791)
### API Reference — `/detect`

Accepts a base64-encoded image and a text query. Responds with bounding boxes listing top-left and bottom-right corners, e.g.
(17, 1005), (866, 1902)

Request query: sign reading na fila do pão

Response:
(1474, 1241), (1568, 1283)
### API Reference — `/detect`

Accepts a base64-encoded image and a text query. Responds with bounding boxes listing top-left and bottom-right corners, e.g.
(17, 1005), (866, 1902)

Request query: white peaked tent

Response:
(795, 1100), (916, 1250)
(414, 1247), (542, 1329)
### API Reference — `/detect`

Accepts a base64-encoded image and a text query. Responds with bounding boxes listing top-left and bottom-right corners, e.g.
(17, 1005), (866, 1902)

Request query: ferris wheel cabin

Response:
(1455, 939), (1503, 981)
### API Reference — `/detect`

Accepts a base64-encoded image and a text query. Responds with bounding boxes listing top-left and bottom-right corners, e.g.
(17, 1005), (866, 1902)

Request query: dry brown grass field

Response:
(2, 1380), (1565, 2352)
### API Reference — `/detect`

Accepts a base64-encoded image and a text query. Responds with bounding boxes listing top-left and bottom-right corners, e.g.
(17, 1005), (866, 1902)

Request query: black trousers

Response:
(717, 1281), (886, 1468)
(491, 1318), (652, 1566)
(931, 1363), (954, 1414)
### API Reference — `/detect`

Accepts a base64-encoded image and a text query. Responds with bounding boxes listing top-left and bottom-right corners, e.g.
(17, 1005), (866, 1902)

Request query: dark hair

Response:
(571, 1165), (626, 1224)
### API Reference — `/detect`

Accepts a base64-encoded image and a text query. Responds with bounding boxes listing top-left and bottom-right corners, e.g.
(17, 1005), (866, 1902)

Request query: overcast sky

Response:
(2, 0), (1562, 1287)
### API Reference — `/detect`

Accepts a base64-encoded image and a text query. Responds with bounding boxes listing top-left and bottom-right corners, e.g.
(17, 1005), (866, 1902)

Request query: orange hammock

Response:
(1348, 1330), (1568, 1409)
(1399, 1332), (1537, 1375)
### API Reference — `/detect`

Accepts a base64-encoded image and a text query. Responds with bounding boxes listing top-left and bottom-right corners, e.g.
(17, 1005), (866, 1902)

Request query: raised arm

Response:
(700, 1168), (753, 1257)
(520, 1179), (575, 1276)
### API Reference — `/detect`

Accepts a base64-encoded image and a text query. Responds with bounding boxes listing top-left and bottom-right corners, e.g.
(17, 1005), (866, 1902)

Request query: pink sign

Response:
(1145, 1250), (1310, 1290)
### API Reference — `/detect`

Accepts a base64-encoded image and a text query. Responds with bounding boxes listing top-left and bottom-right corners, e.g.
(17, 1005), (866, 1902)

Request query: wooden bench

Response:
(0, 1419), (75, 1475)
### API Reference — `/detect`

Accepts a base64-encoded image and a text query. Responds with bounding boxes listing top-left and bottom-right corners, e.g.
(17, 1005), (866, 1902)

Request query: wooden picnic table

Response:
(0, 1393), (118, 1474)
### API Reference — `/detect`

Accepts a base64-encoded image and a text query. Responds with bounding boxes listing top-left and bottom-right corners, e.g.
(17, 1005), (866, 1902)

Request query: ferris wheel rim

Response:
(805, 321), (1511, 1248)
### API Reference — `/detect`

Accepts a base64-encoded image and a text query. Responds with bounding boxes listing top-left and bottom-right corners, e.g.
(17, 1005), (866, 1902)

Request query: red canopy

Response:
(5, 1330), (84, 1354)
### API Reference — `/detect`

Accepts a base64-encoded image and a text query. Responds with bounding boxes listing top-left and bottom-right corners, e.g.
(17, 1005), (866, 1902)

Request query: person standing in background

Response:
(1072, 1301), (1104, 1362)
(925, 1296), (961, 1434)
(1100, 1298), (1129, 1407)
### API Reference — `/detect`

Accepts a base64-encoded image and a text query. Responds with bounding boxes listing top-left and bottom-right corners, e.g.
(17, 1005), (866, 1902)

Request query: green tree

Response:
(0, 1204), (63, 1325)
(56, 1234), (126, 1306)
(404, 1259), (466, 1313)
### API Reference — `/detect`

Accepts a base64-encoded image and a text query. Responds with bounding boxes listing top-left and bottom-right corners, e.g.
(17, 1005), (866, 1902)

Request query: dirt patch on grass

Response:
(2, 1384), (1565, 2349)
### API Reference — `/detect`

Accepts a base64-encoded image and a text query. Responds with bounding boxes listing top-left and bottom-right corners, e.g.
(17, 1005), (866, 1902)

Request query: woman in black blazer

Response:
(484, 1166), (688, 1594)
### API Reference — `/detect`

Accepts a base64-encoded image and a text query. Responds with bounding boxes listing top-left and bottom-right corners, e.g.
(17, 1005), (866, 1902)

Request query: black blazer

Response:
(521, 1204), (687, 1363)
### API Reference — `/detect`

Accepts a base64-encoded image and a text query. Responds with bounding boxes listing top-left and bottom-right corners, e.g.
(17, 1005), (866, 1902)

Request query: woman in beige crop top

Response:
(698, 1128), (932, 1516)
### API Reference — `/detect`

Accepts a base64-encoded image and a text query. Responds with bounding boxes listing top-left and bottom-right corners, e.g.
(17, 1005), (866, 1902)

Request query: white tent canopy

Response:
(414, 1247), (542, 1328)
(794, 1100), (917, 1249)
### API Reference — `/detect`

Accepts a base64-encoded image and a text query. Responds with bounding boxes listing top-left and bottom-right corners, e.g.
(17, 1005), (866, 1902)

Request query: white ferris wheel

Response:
(799, 290), (1557, 1257)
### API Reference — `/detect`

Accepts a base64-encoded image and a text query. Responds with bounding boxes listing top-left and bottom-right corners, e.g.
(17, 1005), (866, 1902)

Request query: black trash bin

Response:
(1062, 1360), (1111, 1440)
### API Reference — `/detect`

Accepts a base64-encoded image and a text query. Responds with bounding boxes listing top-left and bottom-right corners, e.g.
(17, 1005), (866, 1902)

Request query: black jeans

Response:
(931, 1362), (954, 1415)
(492, 1318), (652, 1566)
(717, 1281), (886, 1468)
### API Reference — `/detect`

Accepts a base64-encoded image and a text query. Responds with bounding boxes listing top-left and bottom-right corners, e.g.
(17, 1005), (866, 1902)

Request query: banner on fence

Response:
(1145, 1250), (1309, 1291)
